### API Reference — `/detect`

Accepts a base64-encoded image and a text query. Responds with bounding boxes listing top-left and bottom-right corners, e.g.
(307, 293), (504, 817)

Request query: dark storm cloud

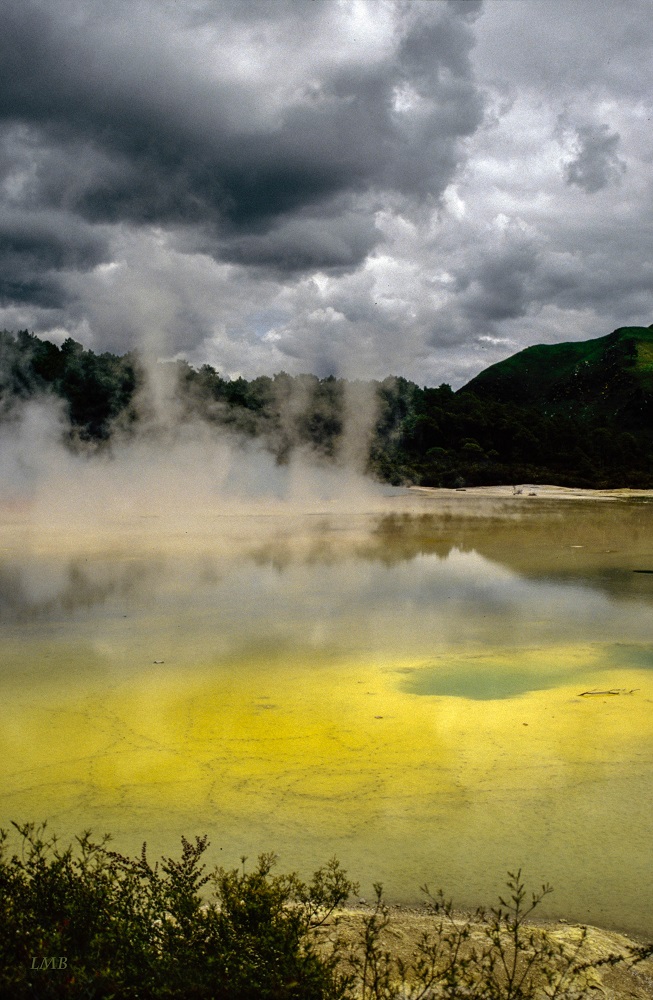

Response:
(0, 210), (109, 309)
(459, 237), (538, 326)
(565, 124), (626, 193)
(1, 0), (651, 384)
(0, 0), (484, 283)
(220, 209), (380, 273)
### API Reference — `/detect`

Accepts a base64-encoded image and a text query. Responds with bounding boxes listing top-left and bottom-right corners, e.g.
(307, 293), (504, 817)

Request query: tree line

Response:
(1, 329), (651, 489)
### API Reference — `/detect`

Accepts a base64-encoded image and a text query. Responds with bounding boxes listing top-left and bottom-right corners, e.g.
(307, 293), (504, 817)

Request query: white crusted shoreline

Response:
(407, 483), (653, 501)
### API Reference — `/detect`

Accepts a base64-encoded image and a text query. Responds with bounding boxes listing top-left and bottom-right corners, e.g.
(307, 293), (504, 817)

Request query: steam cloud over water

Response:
(0, 388), (394, 536)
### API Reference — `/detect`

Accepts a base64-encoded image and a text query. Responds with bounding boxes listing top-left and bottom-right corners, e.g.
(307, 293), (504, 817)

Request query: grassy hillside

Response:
(461, 326), (653, 427)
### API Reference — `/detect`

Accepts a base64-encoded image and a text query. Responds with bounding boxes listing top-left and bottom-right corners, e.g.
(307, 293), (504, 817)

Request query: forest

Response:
(1, 326), (652, 489)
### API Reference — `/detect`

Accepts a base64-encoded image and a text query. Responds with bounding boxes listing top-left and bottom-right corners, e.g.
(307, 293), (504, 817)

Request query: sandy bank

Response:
(407, 483), (653, 502)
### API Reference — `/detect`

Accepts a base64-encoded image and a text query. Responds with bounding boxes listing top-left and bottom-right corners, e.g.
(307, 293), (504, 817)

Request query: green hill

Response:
(461, 325), (653, 428)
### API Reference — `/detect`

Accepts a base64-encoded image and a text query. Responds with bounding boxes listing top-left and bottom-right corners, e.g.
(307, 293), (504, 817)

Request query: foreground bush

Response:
(0, 823), (650, 999)
(0, 823), (355, 999)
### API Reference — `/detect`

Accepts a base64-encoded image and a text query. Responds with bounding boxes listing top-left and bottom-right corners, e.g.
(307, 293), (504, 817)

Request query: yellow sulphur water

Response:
(1, 495), (653, 934)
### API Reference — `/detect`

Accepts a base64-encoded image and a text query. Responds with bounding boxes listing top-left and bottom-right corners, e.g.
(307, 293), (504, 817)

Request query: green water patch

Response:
(399, 660), (568, 700)
(399, 643), (653, 700)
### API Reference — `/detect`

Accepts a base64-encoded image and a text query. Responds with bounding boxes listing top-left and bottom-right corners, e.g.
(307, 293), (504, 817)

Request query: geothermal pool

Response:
(1, 491), (653, 934)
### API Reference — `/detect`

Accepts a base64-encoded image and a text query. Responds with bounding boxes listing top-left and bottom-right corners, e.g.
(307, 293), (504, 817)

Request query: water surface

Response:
(1, 493), (653, 934)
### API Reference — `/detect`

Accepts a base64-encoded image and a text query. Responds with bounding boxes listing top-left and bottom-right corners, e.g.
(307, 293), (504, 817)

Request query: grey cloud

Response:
(455, 236), (538, 329)
(532, 245), (653, 318)
(0, 210), (109, 308)
(0, 275), (63, 309)
(565, 124), (626, 193)
(399, 1), (482, 85)
(473, 0), (653, 100)
(0, 0), (483, 287)
(456, 219), (650, 346)
(217, 206), (380, 273)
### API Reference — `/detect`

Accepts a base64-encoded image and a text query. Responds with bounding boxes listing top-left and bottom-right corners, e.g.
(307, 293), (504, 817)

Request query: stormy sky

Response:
(1, 0), (651, 387)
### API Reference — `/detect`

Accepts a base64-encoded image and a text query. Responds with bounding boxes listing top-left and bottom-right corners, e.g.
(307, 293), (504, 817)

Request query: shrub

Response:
(1, 825), (649, 999)
(0, 823), (356, 999)
(350, 871), (607, 1000)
